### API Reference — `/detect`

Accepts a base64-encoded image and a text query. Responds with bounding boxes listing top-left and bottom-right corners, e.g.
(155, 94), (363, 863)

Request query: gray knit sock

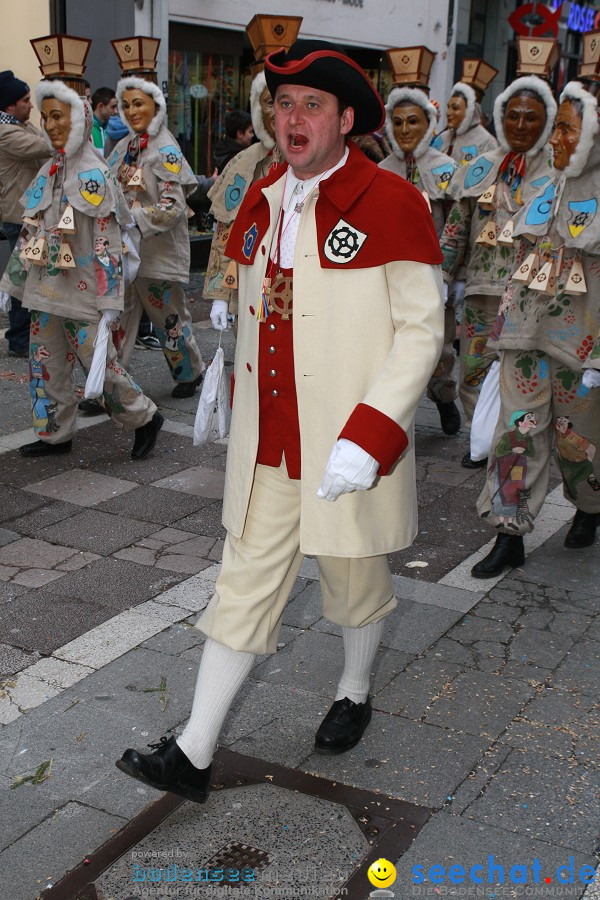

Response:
(334, 619), (384, 705)
(177, 638), (255, 769)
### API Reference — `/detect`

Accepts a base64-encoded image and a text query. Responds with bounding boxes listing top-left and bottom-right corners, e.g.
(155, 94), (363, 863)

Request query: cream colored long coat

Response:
(222, 173), (444, 558)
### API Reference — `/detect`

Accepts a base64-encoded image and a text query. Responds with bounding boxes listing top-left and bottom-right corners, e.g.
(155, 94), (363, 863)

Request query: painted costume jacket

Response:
(379, 146), (457, 237)
(221, 141), (444, 557)
(0, 120), (50, 224)
(203, 140), (280, 312)
(0, 99), (133, 321)
(108, 124), (198, 283)
(433, 123), (497, 168)
(490, 139), (600, 373)
(440, 145), (554, 297)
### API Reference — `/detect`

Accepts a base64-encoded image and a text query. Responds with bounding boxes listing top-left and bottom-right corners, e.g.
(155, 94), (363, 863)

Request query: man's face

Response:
(392, 103), (429, 154)
(95, 237), (108, 254)
(96, 96), (118, 125)
(237, 124), (254, 148)
(555, 416), (569, 434)
(259, 85), (275, 140)
(41, 98), (72, 149)
(121, 89), (157, 133)
(446, 94), (467, 131)
(503, 94), (547, 153)
(7, 92), (33, 123)
(274, 83), (353, 179)
(550, 100), (582, 170)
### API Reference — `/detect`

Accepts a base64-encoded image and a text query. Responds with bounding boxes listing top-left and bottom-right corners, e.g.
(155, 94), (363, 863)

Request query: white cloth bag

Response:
(193, 344), (230, 444)
(470, 359), (501, 462)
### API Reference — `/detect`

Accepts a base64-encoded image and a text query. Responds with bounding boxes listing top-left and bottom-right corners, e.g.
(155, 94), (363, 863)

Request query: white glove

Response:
(210, 299), (229, 331)
(582, 369), (600, 389)
(317, 438), (379, 502)
(101, 309), (120, 325)
(0, 290), (11, 312)
(443, 282), (449, 306)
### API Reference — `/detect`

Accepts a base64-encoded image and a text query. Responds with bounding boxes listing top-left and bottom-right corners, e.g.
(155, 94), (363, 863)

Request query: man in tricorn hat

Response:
(117, 40), (445, 802)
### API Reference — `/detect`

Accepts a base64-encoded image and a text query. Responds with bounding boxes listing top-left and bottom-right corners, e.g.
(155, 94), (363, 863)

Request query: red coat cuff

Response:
(339, 403), (408, 476)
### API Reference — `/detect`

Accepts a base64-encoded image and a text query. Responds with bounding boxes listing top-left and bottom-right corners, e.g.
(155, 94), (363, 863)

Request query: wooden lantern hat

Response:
(579, 29), (600, 82)
(386, 46), (435, 91)
(461, 58), (499, 97)
(516, 36), (560, 80)
(30, 34), (92, 95)
(111, 36), (160, 84)
(246, 14), (303, 75)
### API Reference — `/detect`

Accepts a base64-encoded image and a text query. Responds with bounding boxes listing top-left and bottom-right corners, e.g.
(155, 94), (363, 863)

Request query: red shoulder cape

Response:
(225, 140), (443, 270)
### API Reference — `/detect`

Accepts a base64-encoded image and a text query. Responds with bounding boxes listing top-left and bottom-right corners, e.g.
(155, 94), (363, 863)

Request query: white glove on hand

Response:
(210, 299), (229, 331)
(101, 309), (120, 325)
(582, 369), (600, 389)
(0, 290), (11, 312)
(317, 438), (379, 502)
(443, 282), (449, 306)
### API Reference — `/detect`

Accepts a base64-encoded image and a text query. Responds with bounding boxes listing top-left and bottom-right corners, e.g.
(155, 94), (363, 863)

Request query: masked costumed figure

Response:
(108, 36), (205, 397)
(433, 58), (499, 166)
(440, 38), (559, 453)
(380, 71), (461, 436)
(472, 81), (600, 576)
(0, 35), (162, 459)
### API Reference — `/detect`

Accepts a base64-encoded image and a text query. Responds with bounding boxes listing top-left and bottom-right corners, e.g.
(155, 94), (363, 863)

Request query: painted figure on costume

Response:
(490, 410), (536, 528)
(29, 343), (51, 432)
(94, 235), (120, 296)
(554, 416), (600, 499)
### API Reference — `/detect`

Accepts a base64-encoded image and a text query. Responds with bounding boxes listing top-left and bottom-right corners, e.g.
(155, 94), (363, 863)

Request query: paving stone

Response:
(0, 564), (19, 580)
(0, 801), (127, 899)
(24, 657), (94, 690)
(150, 565), (218, 613)
(154, 554), (212, 574)
(0, 643), (38, 678)
(0, 580), (28, 605)
(113, 545), (158, 566)
(499, 660), (554, 686)
(28, 556), (184, 612)
(152, 465), (226, 499)
(374, 657), (467, 719)
(54, 608), (169, 669)
(0, 773), (65, 855)
(379, 600), (464, 654)
(473, 598), (522, 624)
(424, 670), (534, 740)
(512, 524), (600, 592)
(422, 636), (478, 670)
(96, 484), (209, 525)
(252, 629), (414, 699)
(449, 741), (513, 815)
(465, 747), (599, 854)
(509, 627), (574, 670)
(6, 500), (82, 536)
(0, 528), (19, 548)
(12, 568), (69, 587)
(393, 811), (595, 897)
(38, 509), (157, 555)
(392, 574), (483, 613)
(174, 502), (227, 539)
(0, 451), (75, 489)
(282, 580), (325, 629)
(140, 621), (204, 656)
(0, 536), (78, 569)
(139, 525), (198, 546)
(447, 614), (514, 645)
(24, 466), (139, 507)
(0, 592), (113, 654)
(55, 550), (101, 571)
(0, 671), (62, 723)
(553, 639), (600, 695)
(167, 534), (217, 557)
(302, 713), (488, 808)
(0, 485), (47, 522)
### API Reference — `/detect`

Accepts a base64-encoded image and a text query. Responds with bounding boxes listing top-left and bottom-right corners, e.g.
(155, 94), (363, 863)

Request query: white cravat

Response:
(274, 147), (349, 269)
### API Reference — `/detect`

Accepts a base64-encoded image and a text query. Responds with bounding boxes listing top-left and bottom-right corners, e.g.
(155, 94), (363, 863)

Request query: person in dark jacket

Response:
(213, 109), (254, 173)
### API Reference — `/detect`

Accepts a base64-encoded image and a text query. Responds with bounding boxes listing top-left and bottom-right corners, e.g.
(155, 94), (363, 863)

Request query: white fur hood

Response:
(558, 81), (599, 178)
(385, 86), (437, 160)
(34, 80), (93, 157)
(249, 71), (275, 150)
(449, 81), (480, 135)
(493, 75), (557, 158)
(116, 76), (166, 137)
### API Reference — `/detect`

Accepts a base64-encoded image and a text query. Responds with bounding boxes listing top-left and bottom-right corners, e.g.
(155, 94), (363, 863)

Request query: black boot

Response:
(116, 735), (211, 803)
(131, 411), (164, 459)
(471, 533), (525, 579)
(171, 373), (203, 398)
(314, 697), (372, 754)
(78, 398), (105, 416)
(564, 510), (599, 549)
(19, 439), (72, 458)
(461, 451), (487, 469)
(436, 401), (461, 435)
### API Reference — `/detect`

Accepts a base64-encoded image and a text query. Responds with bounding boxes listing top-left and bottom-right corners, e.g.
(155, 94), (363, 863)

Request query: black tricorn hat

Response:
(264, 39), (385, 135)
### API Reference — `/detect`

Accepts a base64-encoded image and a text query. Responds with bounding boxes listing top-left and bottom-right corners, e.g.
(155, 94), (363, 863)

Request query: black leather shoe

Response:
(171, 374), (203, 398)
(78, 398), (105, 416)
(471, 533), (525, 578)
(436, 401), (461, 435)
(564, 510), (599, 549)
(116, 735), (211, 803)
(461, 451), (488, 469)
(19, 439), (72, 458)
(131, 411), (164, 460)
(314, 696), (372, 755)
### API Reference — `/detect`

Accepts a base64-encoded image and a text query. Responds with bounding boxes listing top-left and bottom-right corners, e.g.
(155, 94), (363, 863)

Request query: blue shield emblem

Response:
(78, 169), (106, 207)
(568, 199), (597, 238)
(432, 163), (454, 191)
(225, 174), (247, 212)
(243, 223), (258, 260)
(464, 157), (493, 189)
(525, 184), (555, 227)
(25, 175), (47, 210)
(159, 144), (182, 174)
(460, 144), (477, 166)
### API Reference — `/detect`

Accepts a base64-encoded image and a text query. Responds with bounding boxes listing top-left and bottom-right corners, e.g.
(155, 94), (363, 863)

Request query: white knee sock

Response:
(177, 638), (255, 769)
(335, 619), (384, 705)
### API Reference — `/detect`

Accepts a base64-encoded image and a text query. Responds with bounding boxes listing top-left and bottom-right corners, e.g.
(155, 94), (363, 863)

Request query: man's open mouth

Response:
(289, 133), (308, 147)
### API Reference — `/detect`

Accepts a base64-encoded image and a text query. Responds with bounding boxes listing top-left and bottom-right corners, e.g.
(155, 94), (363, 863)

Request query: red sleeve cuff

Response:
(338, 403), (408, 476)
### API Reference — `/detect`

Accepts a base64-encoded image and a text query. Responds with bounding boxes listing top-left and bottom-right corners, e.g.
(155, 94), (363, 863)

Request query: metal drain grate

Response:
(202, 840), (270, 887)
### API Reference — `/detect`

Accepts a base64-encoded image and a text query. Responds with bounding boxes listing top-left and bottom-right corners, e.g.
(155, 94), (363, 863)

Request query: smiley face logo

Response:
(367, 858), (397, 888)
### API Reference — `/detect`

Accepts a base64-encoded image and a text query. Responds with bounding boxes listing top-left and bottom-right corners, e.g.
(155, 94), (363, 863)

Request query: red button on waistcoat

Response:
(246, 362), (252, 372)
(249, 306), (255, 316)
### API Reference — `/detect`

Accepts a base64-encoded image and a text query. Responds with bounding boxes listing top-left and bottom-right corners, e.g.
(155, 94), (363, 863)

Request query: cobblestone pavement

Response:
(0, 279), (597, 900)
